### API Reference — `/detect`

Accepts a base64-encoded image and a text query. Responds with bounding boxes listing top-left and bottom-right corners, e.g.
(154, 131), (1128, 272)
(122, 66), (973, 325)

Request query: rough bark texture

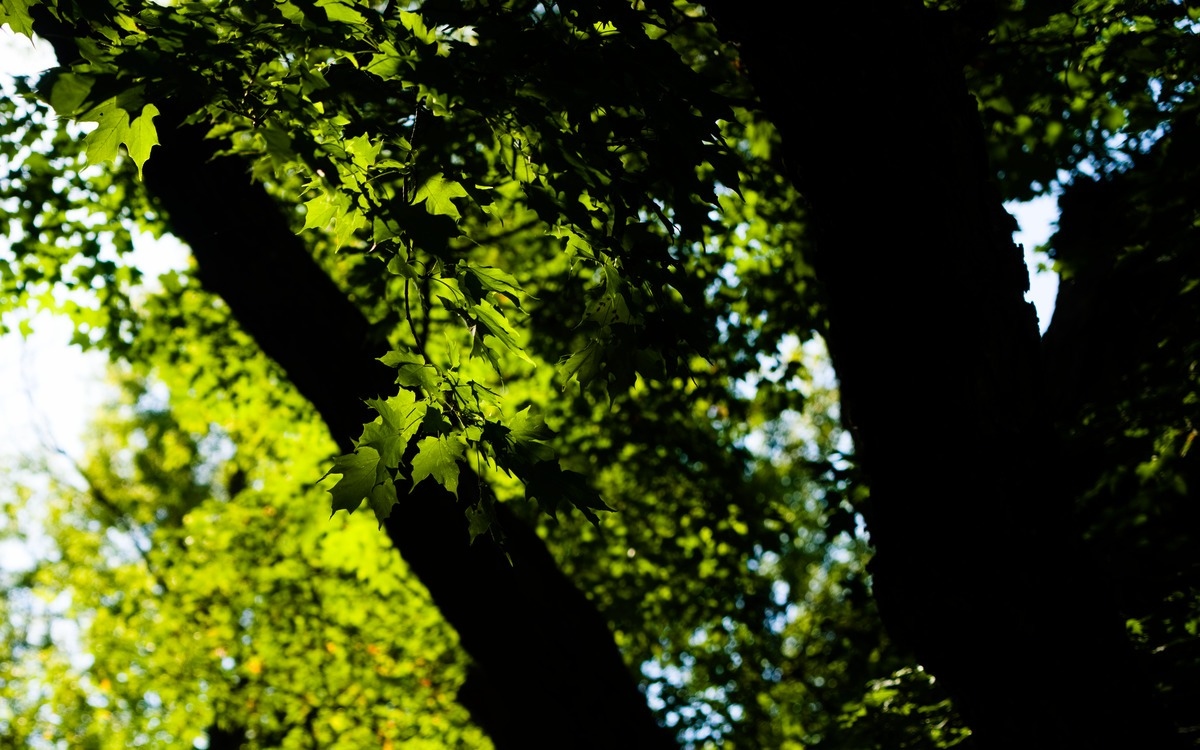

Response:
(706, 1), (1179, 747)
(34, 13), (672, 750)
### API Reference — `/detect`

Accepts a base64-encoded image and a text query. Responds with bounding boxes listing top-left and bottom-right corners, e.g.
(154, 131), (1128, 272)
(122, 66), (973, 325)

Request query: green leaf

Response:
(345, 133), (382, 169)
(471, 300), (532, 363)
(0, 0), (35, 36)
(369, 390), (421, 434)
(366, 52), (405, 79)
(465, 501), (494, 544)
(419, 405), (454, 437)
(83, 101), (130, 166)
(524, 462), (612, 523)
(303, 191), (343, 232)
(317, 0), (367, 25)
(378, 350), (422, 368)
(385, 253), (417, 276)
(431, 276), (469, 309)
(74, 96), (159, 178)
(360, 392), (426, 465)
(410, 435), (465, 497)
(126, 104), (159, 178)
(334, 207), (365, 248)
(303, 189), (363, 247)
(322, 447), (382, 514)
(379, 350), (443, 392)
(358, 419), (404, 467)
(261, 127), (294, 169)
(414, 173), (468, 221)
(507, 407), (555, 443)
(46, 71), (94, 116)
(505, 407), (556, 462)
(464, 264), (526, 299)
(275, 0), (306, 23)
(471, 335), (503, 378)
(368, 475), (398, 522)
(559, 339), (604, 389)
(445, 331), (462, 370)
(399, 10), (436, 44)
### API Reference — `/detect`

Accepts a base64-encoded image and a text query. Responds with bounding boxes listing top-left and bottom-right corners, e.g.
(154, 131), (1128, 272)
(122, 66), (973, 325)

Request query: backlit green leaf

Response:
(415, 173), (468, 221)
(82, 101), (130, 167)
(410, 435), (465, 497)
(126, 104), (159, 178)
(323, 447), (382, 514)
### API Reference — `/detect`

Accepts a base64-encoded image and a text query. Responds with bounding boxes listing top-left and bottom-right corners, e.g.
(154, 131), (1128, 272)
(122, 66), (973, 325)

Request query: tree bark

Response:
(706, 2), (1179, 747)
(33, 13), (672, 750)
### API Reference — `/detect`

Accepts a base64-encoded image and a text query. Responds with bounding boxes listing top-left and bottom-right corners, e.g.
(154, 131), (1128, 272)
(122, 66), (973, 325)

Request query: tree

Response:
(1, 0), (1197, 748)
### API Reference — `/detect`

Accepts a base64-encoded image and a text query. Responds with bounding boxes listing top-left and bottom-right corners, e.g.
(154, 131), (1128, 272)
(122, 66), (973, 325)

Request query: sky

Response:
(1011, 194), (1061, 330)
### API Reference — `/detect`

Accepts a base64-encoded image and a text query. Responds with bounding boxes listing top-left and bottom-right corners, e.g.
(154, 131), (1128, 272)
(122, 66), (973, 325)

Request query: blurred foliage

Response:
(1, 374), (487, 749)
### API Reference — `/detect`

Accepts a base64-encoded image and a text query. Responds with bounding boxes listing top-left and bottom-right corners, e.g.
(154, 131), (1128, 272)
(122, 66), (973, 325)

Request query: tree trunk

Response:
(706, 2), (1179, 747)
(33, 13), (672, 750)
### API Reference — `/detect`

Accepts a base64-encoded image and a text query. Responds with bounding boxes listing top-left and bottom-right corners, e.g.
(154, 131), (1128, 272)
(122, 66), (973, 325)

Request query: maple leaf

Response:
(322, 447), (382, 515)
(414, 173), (468, 221)
(410, 435), (466, 497)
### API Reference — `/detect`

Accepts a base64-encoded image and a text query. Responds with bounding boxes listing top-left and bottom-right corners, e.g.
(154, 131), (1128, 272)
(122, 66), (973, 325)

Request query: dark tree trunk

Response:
(706, 2), (1179, 748)
(33, 13), (672, 750)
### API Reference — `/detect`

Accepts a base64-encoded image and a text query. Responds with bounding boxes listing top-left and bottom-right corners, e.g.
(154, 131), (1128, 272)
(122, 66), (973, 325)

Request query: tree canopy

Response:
(0, 0), (1198, 748)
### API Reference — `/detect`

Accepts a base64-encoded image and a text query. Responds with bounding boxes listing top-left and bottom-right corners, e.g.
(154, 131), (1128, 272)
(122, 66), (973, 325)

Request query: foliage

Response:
(1, 0), (1198, 747)
(964, 0), (1200, 198)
